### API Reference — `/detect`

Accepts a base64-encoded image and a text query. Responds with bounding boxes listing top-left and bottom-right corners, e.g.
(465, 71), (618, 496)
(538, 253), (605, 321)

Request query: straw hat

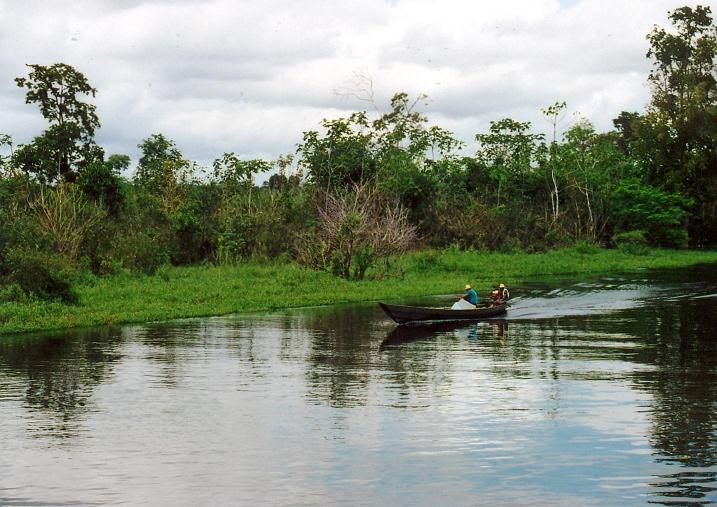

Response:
(499, 283), (505, 288)
(465, 284), (471, 290)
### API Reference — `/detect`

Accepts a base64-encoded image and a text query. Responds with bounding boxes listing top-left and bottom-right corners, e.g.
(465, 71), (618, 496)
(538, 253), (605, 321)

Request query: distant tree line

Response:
(0, 5), (715, 302)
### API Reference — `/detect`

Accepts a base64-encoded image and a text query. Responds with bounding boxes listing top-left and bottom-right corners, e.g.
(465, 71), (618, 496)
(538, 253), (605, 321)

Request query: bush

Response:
(0, 283), (30, 303)
(125, 232), (171, 274)
(77, 156), (127, 215)
(613, 230), (650, 255)
(2, 248), (78, 303)
(572, 239), (601, 254)
(30, 183), (105, 260)
(654, 228), (689, 250)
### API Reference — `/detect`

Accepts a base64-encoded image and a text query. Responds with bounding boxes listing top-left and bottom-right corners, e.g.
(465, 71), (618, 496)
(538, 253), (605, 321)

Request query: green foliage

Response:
(612, 230), (650, 255)
(134, 134), (190, 193)
(2, 248), (77, 303)
(556, 120), (632, 239)
(572, 240), (602, 255)
(611, 179), (692, 248)
(121, 231), (171, 275)
(14, 63), (100, 182)
(476, 118), (544, 205)
(0, 283), (30, 303)
(119, 190), (172, 274)
(216, 186), (310, 261)
(77, 154), (128, 214)
(298, 112), (376, 190)
(640, 5), (717, 244)
(0, 133), (12, 170)
(15, 63), (99, 135)
(212, 153), (271, 189)
(298, 92), (462, 201)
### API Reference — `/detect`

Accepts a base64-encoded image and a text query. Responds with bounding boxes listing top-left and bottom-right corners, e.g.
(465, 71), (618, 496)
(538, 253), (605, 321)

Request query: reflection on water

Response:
(1, 265), (717, 505)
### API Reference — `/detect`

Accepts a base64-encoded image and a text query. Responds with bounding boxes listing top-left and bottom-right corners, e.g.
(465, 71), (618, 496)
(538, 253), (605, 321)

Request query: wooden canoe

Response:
(379, 302), (508, 324)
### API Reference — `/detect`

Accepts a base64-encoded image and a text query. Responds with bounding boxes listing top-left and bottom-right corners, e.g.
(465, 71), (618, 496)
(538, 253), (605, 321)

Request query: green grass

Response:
(2, 246), (717, 335)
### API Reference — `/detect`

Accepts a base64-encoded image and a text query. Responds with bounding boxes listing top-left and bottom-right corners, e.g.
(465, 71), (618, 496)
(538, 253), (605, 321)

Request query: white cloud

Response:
(0, 0), (711, 169)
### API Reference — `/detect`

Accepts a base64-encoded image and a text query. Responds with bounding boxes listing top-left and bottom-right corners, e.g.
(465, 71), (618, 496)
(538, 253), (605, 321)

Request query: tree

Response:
(77, 154), (129, 215)
(298, 112), (375, 190)
(476, 118), (544, 205)
(641, 5), (717, 244)
(297, 92), (460, 198)
(135, 134), (184, 187)
(612, 111), (641, 155)
(559, 120), (630, 239)
(15, 63), (100, 182)
(0, 134), (13, 173)
(541, 101), (568, 222)
(212, 153), (271, 216)
(134, 134), (191, 212)
(610, 179), (693, 247)
(297, 183), (417, 279)
(212, 153), (270, 190)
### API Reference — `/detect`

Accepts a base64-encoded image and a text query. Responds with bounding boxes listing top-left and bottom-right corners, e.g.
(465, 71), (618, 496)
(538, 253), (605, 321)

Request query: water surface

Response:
(1, 265), (717, 506)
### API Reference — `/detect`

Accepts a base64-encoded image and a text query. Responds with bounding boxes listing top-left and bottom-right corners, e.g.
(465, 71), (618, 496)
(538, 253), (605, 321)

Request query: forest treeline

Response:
(0, 5), (716, 303)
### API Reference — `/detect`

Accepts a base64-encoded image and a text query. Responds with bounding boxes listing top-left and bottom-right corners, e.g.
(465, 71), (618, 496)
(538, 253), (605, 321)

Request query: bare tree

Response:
(334, 71), (379, 111)
(541, 101), (568, 223)
(298, 183), (417, 279)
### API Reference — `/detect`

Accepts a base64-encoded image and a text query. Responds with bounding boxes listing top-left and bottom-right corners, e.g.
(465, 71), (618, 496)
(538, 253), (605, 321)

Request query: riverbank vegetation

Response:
(1, 247), (717, 335)
(1, 6), (717, 330)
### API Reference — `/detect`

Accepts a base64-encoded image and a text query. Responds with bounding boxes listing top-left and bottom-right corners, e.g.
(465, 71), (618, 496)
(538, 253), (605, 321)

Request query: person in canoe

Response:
(462, 284), (479, 305)
(452, 284), (479, 310)
(490, 283), (510, 305)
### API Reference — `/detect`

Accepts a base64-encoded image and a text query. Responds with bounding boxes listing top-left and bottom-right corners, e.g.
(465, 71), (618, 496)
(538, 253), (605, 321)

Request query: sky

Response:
(0, 0), (713, 170)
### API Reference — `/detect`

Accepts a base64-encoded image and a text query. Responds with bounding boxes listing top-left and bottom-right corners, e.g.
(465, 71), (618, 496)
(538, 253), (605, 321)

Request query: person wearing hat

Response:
(495, 283), (510, 304)
(462, 284), (479, 305)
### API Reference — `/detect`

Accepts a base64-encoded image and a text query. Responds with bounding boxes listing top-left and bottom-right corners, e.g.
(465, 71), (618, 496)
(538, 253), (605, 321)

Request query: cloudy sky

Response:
(0, 0), (712, 169)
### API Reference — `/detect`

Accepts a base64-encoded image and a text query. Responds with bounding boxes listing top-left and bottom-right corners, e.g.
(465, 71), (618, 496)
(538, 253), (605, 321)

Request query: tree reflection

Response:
(301, 306), (376, 408)
(515, 287), (717, 503)
(625, 298), (717, 503)
(0, 328), (124, 437)
(130, 321), (206, 387)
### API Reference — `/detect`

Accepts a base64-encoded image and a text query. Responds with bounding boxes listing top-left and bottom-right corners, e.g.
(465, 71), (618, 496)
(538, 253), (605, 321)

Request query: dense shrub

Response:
(217, 187), (313, 262)
(2, 248), (77, 303)
(613, 230), (650, 255)
(0, 283), (30, 303)
(77, 155), (128, 215)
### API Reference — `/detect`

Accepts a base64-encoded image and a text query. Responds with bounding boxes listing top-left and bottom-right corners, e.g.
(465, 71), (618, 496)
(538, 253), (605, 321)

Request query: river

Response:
(1, 265), (717, 506)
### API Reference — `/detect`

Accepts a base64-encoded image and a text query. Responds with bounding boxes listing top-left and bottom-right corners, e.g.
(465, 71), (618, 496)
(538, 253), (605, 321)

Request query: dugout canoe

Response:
(379, 302), (508, 324)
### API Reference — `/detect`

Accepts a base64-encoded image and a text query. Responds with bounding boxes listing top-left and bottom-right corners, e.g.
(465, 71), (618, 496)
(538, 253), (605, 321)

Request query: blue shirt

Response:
(465, 288), (478, 305)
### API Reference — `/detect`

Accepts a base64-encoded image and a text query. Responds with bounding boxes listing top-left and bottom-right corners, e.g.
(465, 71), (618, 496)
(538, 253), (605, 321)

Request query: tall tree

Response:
(642, 5), (717, 244)
(14, 63), (101, 182)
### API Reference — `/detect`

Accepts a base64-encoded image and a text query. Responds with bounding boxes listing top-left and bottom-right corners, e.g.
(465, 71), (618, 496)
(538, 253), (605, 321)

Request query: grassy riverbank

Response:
(1, 247), (717, 335)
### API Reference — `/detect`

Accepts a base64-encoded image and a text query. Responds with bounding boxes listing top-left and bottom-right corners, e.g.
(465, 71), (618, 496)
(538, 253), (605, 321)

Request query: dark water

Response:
(2, 266), (717, 506)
